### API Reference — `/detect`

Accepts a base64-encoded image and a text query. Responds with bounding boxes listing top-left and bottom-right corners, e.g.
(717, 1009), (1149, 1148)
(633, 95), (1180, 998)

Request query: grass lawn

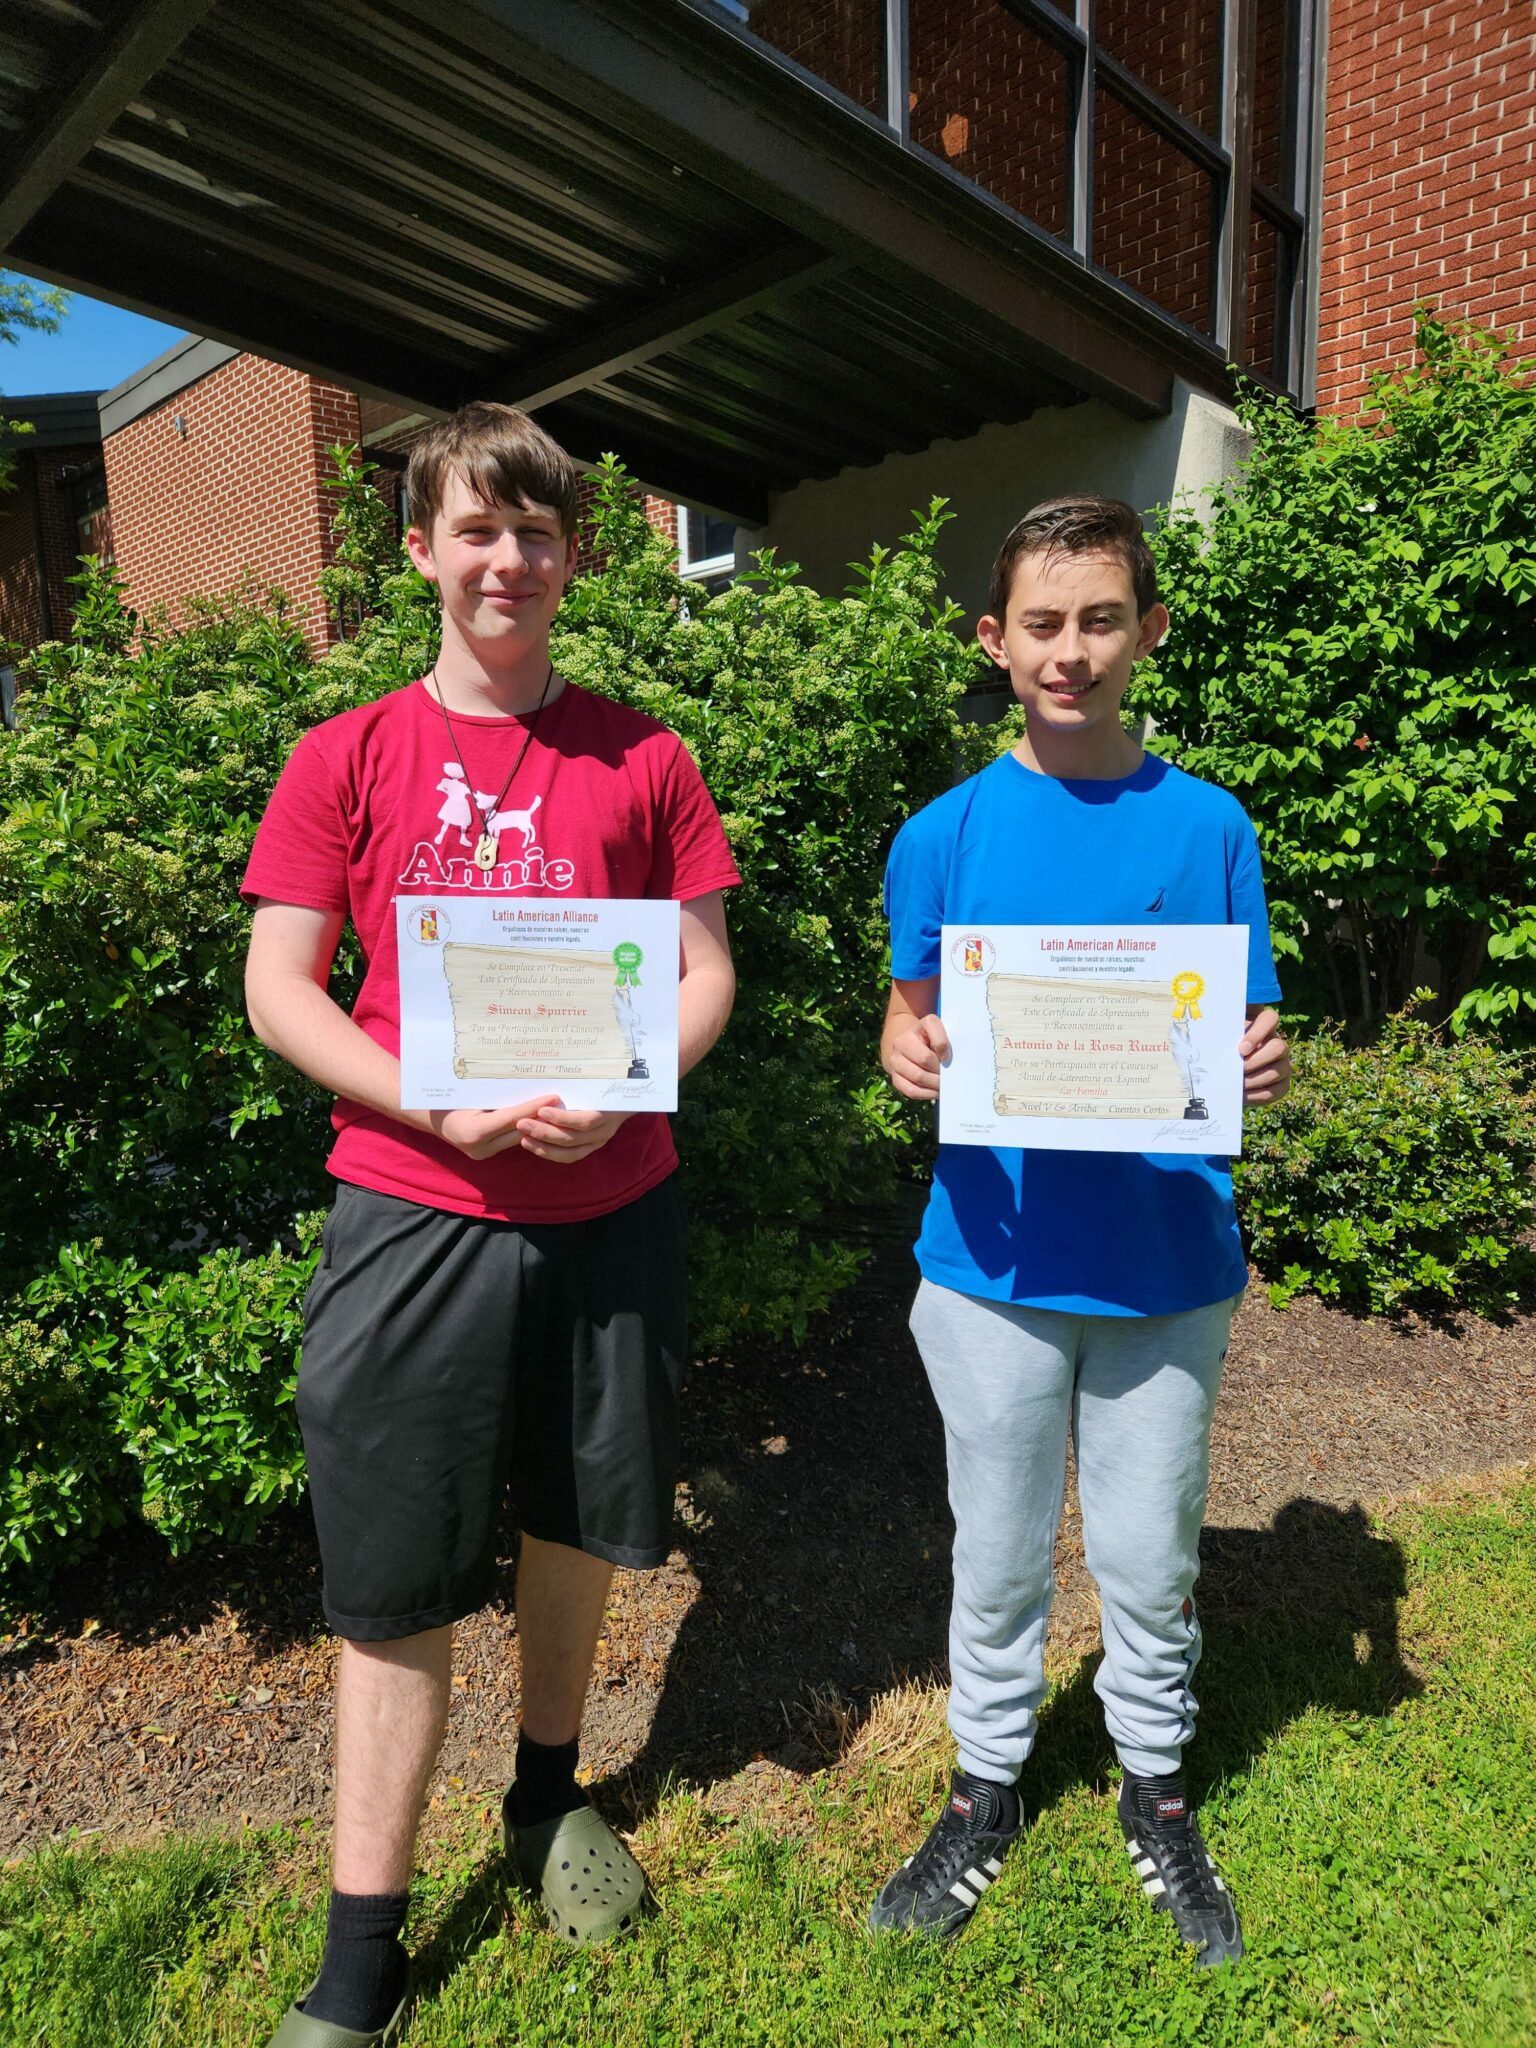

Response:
(4, 1471), (1533, 2048)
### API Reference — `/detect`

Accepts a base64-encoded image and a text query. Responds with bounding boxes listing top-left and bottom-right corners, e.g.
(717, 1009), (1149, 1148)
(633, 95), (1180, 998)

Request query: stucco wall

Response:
(750, 379), (1249, 632)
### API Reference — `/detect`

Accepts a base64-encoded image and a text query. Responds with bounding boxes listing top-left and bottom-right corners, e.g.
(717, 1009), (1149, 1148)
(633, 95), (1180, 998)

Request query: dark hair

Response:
(405, 401), (581, 541)
(987, 495), (1158, 621)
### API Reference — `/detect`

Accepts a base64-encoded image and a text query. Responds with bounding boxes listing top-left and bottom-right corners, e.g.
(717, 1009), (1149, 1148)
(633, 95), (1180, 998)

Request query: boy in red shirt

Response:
(243, 405), (738, 2044)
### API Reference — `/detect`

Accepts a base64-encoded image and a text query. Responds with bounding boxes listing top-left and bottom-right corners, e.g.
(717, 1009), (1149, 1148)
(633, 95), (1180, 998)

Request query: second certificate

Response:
(396, 895), (680, 1112)
(937, 923), (1249, 1155)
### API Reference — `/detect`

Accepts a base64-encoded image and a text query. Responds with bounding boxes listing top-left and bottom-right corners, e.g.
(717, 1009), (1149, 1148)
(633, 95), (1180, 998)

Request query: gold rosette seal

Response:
(1170, 970), (1205, 1022)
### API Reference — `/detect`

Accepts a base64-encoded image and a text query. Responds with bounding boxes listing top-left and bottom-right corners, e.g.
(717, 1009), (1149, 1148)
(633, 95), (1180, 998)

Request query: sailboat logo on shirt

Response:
(399, 769), (574, 893)
(1145, 886), (1167, 913)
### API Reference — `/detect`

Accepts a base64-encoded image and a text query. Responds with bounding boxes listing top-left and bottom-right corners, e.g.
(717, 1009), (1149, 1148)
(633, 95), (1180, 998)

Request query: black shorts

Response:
(296, 1175), (687, 1641)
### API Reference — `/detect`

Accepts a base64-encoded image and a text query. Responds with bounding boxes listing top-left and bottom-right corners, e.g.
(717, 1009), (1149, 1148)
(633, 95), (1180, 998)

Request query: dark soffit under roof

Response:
(0, 0), (1225, 521)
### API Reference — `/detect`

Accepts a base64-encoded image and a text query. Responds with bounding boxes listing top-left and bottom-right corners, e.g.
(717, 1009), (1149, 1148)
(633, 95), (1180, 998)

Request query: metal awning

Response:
(0, 0), (1221, 520)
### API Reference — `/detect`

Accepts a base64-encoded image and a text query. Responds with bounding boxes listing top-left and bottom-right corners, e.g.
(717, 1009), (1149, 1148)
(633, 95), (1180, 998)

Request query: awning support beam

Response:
(478, 243), (847, 411)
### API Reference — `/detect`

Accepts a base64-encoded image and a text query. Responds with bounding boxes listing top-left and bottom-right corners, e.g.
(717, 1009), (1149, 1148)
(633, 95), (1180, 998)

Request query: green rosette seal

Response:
(613, 940), (643, 990)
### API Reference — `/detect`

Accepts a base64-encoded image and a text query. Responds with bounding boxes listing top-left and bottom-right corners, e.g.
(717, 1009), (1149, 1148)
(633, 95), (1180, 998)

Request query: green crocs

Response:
(265, 1973), (411, 2048)
(504, 1797), (648, 1946)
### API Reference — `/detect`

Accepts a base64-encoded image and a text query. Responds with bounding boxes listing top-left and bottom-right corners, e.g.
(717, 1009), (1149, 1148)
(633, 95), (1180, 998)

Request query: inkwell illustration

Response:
(1168, 970), (1209, 1119)
(612, 941), (648, 1080)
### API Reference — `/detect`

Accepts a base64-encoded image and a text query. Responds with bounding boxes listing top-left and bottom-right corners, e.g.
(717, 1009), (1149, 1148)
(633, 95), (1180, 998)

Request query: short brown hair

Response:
(405, 402), (581, 541)
(988, 495), (1158, 622)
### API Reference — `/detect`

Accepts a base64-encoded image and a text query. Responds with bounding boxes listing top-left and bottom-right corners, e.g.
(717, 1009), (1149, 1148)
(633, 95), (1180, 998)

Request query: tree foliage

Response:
(0, 271), (71, 492)
(1131, 315), (1536, 1039)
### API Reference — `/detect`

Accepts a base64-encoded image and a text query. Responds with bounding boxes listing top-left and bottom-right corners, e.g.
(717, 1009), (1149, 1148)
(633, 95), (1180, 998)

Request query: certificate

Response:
(396, 895), (680, 1111)
(938, 924), (1249, 1154)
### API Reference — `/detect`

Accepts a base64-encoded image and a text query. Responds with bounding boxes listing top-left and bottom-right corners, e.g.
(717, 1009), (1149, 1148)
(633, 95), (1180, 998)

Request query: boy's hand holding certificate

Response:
(396, 895), (680, 1111)
(939, 924), (1248, 1153)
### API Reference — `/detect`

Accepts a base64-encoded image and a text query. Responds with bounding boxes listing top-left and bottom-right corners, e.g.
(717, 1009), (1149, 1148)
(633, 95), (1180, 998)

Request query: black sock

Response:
(304, 1890), (410, 2032)
(508, 1730), (585, 1828)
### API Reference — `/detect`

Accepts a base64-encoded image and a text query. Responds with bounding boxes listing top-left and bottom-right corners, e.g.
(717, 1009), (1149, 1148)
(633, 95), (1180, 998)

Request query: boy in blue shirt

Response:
(872, 497), (1291, 1965)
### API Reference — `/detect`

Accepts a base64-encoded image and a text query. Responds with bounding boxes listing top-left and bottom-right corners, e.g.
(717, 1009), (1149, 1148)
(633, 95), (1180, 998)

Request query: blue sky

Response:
(1, 274), (186, 396)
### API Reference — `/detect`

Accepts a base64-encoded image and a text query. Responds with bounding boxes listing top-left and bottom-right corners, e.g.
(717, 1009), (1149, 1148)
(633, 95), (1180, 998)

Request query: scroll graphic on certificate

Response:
(396, 895), (680, 1111)
(938, 924), (1249, 1154)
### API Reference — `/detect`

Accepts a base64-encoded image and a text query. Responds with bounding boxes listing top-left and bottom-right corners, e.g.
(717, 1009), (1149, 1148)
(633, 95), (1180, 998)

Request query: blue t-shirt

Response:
(883, 750), (1283, 1317)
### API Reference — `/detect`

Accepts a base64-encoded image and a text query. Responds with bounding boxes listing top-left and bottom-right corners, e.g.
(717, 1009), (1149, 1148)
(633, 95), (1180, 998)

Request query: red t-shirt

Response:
(241, 677), (741, 1222)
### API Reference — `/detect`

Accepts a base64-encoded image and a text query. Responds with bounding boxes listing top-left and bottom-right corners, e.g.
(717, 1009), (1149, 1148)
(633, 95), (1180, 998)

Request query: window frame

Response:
(686, 0), (1324, 397)
(678, 503), (738, 587)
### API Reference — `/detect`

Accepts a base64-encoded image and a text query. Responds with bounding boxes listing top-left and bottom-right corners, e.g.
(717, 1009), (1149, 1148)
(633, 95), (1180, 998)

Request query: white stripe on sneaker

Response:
(949, 1878), (979, 1907)
(1143, 1876), (1167, 1898)
(1136, 1856), (1158, 1878)
(982, 1856), (1004, 1877)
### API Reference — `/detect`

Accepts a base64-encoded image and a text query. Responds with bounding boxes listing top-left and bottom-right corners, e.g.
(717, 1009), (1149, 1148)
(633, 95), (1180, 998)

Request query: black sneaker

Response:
(1118, 1771), (1243, 1966)
(869, 1769), (1022, 1937)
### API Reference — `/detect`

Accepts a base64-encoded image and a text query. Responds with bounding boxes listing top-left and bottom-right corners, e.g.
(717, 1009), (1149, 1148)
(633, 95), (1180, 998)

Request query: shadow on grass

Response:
(600, 1253), (1418, 1829)
(354, 1243), (1421, 2014)
(1016, 1498), (1417, 1825)
(403, 1394), (1417, 2004)
(408, 1857), (516, 2008)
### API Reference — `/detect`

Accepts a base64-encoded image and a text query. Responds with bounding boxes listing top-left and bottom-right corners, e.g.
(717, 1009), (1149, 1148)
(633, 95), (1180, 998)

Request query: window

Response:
(909, 0), (1072, 240)
(714, 0), (887, 119)
(679, 505), (737, 591)
(62, 459), (112, 563)
(1093, 89), (1217, 333)
(696, 0), (1319, 395)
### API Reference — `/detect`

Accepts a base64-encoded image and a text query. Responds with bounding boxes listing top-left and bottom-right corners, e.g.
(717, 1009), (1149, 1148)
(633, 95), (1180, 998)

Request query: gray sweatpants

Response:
(910, 1278), (1238, 1783)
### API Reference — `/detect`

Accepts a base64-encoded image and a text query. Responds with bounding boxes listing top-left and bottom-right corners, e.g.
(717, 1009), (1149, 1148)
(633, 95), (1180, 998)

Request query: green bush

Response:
(112, 1221), (317, 1549)
(1132, 314), (1536, 1040)
(1235, 1002), (1536, 1315)
(0, 456), (979, 1611)
(552, 464), (988, 1340)
(0, 570), (381, 1267)
(0, 1255), (127, 1595)
(0, 1227), (317, 1615)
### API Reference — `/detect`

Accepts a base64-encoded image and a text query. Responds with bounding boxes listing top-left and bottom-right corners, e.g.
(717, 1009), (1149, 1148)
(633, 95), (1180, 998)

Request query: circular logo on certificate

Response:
(951, 934), (995, 976)
(407, 905), (449, 945)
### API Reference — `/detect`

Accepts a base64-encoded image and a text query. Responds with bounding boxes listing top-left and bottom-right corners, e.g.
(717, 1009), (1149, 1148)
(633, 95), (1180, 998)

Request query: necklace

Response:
(428, 660), (554, 869)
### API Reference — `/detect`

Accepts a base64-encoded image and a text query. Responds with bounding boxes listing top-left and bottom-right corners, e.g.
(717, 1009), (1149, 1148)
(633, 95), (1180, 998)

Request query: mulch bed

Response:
(4, 1243), (1533, 1861)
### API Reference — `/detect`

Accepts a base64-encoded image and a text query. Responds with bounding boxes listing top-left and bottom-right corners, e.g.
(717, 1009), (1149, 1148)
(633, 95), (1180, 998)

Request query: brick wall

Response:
(0, 446), (107, 652)
(102, 353), (362, 647)
(1316, 0), (1536, 411)
(0, 467), (42, 653)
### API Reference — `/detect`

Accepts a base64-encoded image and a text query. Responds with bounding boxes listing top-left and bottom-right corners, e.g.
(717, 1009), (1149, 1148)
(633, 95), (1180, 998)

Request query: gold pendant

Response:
(473, 831), (498, 870)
